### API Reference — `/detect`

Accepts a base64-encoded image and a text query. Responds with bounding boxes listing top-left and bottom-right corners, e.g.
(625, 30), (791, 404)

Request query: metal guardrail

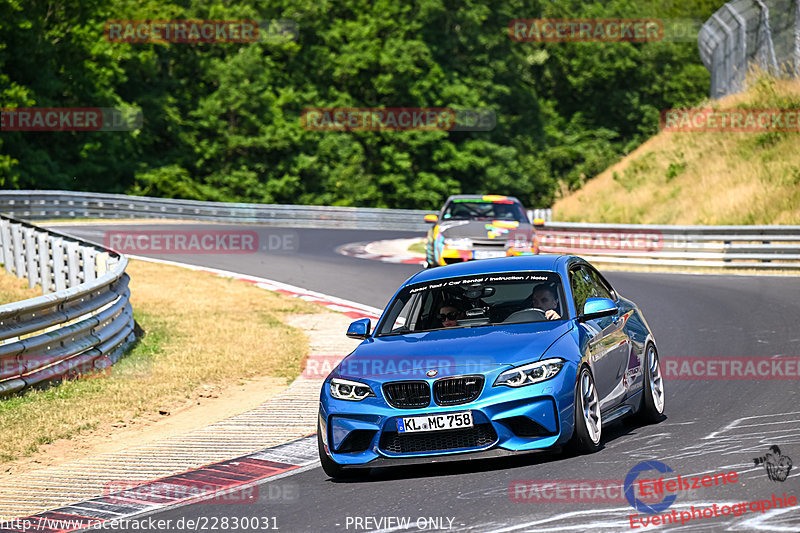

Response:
(0, 190), (554, 232)
(0, 190), (437, 232)
(535, 221), (800, 269)
(699, 0), (800, 98)
(0, 190), (797, 270)
(0, 214), (135, 396)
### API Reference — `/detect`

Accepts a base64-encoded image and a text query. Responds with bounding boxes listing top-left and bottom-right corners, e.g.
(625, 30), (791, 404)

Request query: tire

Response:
(637, 344), (665, 424)
(317, 422), (367, 479)
(569, 366), (602, 454)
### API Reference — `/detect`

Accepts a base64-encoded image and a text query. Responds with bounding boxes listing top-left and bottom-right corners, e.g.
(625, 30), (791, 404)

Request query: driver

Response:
(531, 283), (561, 320)
(438, 304), (466, 328)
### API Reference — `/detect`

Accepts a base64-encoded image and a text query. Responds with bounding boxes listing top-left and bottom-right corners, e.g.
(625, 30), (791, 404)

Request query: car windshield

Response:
(376, 271), (567, 336)
(441, 200), (527, 222)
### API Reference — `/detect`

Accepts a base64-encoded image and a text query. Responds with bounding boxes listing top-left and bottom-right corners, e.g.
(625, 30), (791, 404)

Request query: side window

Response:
(383, 293), (419, 333)
(570, 265), (612, 315)
(570, 267), (593, 315)
(585, 266), (613, 301)
(417, 291), (438, 330)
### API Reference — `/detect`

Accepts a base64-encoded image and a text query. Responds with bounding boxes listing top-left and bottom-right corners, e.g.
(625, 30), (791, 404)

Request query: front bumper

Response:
(341, 444), (555, 469)
(438, 246), (508, 265)
(318, 366), (576, 468)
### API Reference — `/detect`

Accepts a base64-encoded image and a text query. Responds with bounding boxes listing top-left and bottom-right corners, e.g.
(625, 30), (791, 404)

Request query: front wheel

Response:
(637, 344), (665, 424)
(569, 366), (602, 454)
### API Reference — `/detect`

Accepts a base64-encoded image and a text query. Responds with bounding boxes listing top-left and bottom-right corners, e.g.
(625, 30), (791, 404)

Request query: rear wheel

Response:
(637, 344), (665, 423)
(317, 422), (367, 479)
(569, 366), (602, 454)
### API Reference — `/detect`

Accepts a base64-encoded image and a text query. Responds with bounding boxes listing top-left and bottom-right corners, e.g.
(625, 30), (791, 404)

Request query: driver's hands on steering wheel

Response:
(530, 307), (560, 320)
(544, 309), (560, 320)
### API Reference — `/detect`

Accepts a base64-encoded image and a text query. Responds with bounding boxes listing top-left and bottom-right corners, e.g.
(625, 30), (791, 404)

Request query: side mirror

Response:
(579, 297), (618, 321)
(346, 318), (371, 339)
(424, 214), (438, 223)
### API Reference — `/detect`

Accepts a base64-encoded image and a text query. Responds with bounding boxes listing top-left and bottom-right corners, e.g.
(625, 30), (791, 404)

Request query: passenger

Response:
(531, 283), (561, 320)
(438, 304), (466, 328)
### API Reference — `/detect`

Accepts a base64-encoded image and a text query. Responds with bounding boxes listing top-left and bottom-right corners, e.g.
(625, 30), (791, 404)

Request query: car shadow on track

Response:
(326, 414), (668, 483)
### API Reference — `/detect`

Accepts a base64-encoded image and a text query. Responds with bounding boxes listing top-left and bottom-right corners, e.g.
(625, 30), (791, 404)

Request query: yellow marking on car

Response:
(482, 195), (509, 202)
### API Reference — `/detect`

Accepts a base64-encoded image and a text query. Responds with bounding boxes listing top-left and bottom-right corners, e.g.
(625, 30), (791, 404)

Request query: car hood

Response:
(439, 219), (532, 241)
(335, 321), (573, 379)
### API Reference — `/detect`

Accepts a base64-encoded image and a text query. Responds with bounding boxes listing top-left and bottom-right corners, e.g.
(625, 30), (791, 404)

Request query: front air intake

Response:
(433, 375), (484, 405)
(383, 381), (431, 408)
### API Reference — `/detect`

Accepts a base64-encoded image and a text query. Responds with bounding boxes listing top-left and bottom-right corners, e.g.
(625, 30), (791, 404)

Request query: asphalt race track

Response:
(52, 223), (800, 532)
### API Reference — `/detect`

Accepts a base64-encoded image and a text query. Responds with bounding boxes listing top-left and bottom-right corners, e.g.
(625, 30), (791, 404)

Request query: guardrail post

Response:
(37, 231), (51, 293)
(24, 228), (38, 289)
(51, 237), (67, 292)
(96, 251), (109, 276)
(0, 219), (12, 274)
(12, 223), (25, 278)
(82, 245), (96, 283)
(66, 241), (80, 287)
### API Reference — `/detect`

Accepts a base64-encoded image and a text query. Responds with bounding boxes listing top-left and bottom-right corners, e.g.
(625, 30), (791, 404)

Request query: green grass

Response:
(408, 240), (426, 255)
(0, 259), (320, 463)
(0, 270), (41, 304)
(553, 75), (800, 225)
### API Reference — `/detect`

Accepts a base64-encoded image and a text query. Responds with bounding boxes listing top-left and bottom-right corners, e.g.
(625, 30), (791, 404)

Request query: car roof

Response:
(403, 255), (572, 287)
(443, 194), (523, 204)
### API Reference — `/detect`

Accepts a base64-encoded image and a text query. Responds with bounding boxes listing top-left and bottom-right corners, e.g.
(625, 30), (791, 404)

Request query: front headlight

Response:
(443, 237), (473, 250)
(494, 358), (565, 387)
(329, 378), (375, 401)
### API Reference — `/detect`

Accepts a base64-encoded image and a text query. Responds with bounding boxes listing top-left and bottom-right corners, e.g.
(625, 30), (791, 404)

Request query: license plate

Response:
(474, 250), (506, 259)
(396, 412), (473, 433)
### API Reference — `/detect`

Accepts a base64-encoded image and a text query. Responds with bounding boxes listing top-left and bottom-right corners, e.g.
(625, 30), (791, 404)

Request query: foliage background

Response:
(0, 0), (719, 209)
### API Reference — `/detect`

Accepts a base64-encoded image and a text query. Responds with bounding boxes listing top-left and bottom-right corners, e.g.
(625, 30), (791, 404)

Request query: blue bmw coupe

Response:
(317, 255), (665, 478)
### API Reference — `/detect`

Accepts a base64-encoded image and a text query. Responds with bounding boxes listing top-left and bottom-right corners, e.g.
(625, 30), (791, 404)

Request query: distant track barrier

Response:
(536, 222), (800, 270)
(0, 190), (798, 270)
(0, 190), (435, 232)
(0, 213), (134, 396)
